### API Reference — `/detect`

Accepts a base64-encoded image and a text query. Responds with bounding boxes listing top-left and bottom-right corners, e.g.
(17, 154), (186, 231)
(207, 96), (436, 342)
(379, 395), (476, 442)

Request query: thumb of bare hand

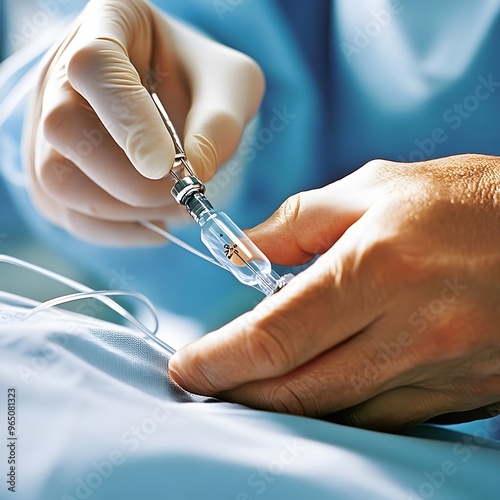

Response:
(247, 170), (380, 266)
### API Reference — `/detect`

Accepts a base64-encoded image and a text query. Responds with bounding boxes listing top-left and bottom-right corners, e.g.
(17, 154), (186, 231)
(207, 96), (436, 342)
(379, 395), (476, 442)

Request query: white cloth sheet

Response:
(0, 291), (499, 499)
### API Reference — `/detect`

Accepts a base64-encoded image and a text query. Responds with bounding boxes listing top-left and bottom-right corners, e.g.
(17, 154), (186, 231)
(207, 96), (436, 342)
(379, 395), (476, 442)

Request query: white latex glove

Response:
(23, 0), (264, 246)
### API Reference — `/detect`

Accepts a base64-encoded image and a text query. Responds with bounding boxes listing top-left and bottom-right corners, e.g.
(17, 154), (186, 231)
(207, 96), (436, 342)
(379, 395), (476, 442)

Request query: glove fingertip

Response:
(128, 129), (175, 180)
(135, 148), (171, 180)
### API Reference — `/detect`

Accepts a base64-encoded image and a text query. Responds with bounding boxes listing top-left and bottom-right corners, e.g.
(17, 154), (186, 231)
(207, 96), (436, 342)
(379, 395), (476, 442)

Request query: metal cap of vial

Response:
(171, 176), (213, 223)
(171, 176), (206, 205)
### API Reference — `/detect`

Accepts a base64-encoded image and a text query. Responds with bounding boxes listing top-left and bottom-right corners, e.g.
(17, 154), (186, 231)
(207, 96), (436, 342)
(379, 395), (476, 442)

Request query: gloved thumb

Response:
(181, 49), (265, 180)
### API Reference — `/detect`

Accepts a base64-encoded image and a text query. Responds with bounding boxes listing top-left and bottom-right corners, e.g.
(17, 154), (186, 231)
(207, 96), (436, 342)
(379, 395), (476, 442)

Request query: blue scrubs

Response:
(0, 5), (499, 497)
(2, 0), (500, 327)
(1, 0), (500, 369)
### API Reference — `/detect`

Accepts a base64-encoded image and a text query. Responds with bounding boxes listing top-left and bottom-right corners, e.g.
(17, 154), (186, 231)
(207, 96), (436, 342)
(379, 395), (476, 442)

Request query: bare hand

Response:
(169, 154), (500, 430)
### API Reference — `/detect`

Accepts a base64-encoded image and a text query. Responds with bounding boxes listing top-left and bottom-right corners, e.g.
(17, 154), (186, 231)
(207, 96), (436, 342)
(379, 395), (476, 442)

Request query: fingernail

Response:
(136, 148), (170, 180)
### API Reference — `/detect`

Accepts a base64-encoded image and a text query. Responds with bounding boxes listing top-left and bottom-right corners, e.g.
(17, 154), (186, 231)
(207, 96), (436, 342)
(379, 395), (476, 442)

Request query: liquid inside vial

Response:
(199, 210), (280, 295)
(220, 235), (257, 266)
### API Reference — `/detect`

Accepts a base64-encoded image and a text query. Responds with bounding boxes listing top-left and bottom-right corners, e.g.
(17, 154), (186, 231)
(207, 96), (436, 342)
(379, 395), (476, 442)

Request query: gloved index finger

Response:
(63, 0), (175, 179)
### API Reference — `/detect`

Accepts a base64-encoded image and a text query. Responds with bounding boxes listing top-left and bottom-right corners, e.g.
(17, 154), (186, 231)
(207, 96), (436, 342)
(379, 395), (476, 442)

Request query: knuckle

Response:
(277, 193), (302, 232)
(235, 52), (263, 81)
(355, 236), (422, 290)
(38, 156), (73, 195)
(418, 298), (492, 363)
(267, 382), (309, 415)
(235, 53), (265, 99)
(358, 238), (397, 276)
(62, 210), (106, 246)
(364, 158), (401, 182)
(210, 109), (243, 142)
(31, 189), (61, 227)
(245, 323), (297, 376)
(42, 100), (76, 142)
(66, 43), (99, 82)
(66, 40), (116, 83)
(281, 193), (302, 221)
(364, 158), (389, 173)
(62, 209), (83, 235)
(336, 236), (422, 313)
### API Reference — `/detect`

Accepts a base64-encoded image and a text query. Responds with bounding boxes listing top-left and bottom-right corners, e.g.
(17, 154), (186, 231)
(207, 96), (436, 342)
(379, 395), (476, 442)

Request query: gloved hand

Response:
(24, 0), (264, 245)
(169, 154), (500, 431)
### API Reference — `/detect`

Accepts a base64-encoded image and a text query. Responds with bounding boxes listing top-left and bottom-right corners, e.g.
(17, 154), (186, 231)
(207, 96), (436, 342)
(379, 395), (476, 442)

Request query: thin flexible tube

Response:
(0, 254), (176, 355)
(139, 220), (224, 269)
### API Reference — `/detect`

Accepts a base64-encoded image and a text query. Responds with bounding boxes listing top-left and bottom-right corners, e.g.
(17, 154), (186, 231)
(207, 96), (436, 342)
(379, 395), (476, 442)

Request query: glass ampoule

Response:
(171, 177), (284, 296)
(199, 208), (282, 296)
(150, 92), (290, 296)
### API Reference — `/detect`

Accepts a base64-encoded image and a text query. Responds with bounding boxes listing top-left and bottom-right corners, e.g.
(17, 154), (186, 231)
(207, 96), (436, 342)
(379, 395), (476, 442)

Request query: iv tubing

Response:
(0, 254), (176, 356)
